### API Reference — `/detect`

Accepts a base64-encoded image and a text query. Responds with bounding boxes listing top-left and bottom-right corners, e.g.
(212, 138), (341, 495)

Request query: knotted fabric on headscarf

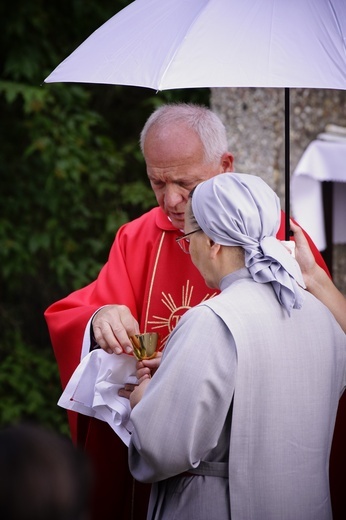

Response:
(192, 173), (305, 315)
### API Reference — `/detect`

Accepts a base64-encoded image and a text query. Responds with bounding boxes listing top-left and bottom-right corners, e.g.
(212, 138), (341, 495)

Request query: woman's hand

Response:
(136, 352), (163, 384)
(130, 378), (151, 409)
(117, 351), (163, 400)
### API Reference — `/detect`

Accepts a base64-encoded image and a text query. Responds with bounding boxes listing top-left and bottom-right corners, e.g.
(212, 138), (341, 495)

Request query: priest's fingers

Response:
(92, 321), (124, 354)
(117, 305), (140, 337)
(92, 304), (139, 354)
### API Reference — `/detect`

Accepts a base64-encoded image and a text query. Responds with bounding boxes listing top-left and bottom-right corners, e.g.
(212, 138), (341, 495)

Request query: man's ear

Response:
(221, 152), (234, 172)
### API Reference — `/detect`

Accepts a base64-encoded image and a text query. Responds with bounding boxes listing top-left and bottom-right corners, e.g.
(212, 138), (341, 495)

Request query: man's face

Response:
(144, 123), (233, 229)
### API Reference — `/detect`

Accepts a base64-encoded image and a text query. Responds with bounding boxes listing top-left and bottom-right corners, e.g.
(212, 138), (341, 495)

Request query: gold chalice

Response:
(129, 332), (160, 361)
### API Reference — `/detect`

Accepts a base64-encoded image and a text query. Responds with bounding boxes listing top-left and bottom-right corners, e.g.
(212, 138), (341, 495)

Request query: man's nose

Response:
(164, 185), (183, 207)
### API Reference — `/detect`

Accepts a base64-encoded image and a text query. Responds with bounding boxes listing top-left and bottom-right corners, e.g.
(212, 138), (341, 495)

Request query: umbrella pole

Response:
(284, 87), (291, 241)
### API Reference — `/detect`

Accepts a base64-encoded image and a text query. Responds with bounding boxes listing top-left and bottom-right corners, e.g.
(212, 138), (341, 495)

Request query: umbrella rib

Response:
(328, 0), (346, 54)
(158, 0), (210, 90)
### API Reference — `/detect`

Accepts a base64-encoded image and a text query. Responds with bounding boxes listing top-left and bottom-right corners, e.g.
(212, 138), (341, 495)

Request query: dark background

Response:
(0, 0), (210, 433)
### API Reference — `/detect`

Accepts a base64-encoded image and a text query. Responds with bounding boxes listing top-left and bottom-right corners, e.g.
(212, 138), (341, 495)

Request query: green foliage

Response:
(0, 81), (157, 292)
(0, 0), (210, 433)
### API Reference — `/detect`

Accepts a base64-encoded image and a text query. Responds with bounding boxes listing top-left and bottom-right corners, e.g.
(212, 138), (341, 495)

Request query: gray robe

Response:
(129, 269), (346, 520)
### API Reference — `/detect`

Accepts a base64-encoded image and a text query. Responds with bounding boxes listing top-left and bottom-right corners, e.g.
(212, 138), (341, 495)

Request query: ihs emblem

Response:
(148, 280), (217, 347)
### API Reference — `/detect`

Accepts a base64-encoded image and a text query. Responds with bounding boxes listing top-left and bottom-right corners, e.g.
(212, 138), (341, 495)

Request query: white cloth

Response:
(291, 140), (346, 251)
(58, 349), (136, 446)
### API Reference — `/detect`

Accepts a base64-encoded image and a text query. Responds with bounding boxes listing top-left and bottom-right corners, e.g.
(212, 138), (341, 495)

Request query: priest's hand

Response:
(91, 304), (139, 355)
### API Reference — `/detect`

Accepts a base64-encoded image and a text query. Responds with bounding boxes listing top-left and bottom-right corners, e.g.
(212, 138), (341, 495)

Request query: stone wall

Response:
(211, 87), (346, 295)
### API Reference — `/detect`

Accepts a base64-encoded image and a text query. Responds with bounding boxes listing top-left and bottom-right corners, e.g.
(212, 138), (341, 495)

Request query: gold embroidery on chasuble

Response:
(143, 231), (217, 348)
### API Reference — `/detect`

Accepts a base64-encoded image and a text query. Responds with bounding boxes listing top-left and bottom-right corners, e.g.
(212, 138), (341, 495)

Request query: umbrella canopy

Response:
(45, 0), (346, 90)
(44, 0), (346, 240)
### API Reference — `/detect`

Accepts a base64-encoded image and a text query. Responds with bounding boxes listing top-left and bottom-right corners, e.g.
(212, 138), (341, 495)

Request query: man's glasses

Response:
(175, 228), (202, 254)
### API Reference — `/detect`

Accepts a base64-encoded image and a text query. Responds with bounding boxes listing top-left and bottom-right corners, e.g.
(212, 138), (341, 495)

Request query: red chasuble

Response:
(45, 207), (334, 520)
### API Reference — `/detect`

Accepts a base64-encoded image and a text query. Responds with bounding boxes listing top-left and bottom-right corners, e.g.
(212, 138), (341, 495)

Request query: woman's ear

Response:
(208, 239), (221, 258)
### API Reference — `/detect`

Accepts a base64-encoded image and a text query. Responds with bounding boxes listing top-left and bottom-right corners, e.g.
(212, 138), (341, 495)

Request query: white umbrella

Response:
(45, 0), (346, 90)
(44, 0), (346, 238)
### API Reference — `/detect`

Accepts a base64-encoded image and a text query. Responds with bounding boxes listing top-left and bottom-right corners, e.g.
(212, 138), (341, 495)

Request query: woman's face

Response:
(185, 201), (218, 289)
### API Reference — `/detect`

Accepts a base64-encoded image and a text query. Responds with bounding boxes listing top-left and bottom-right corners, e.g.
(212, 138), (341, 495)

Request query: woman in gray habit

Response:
(128, 172), (346, 520)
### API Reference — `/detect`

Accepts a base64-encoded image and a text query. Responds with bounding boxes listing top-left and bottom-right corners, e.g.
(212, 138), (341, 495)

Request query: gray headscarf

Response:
(192, 173), (305, 315)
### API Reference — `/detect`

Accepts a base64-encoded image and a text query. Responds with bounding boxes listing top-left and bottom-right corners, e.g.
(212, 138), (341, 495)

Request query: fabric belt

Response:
(180, 460), (228, 478)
